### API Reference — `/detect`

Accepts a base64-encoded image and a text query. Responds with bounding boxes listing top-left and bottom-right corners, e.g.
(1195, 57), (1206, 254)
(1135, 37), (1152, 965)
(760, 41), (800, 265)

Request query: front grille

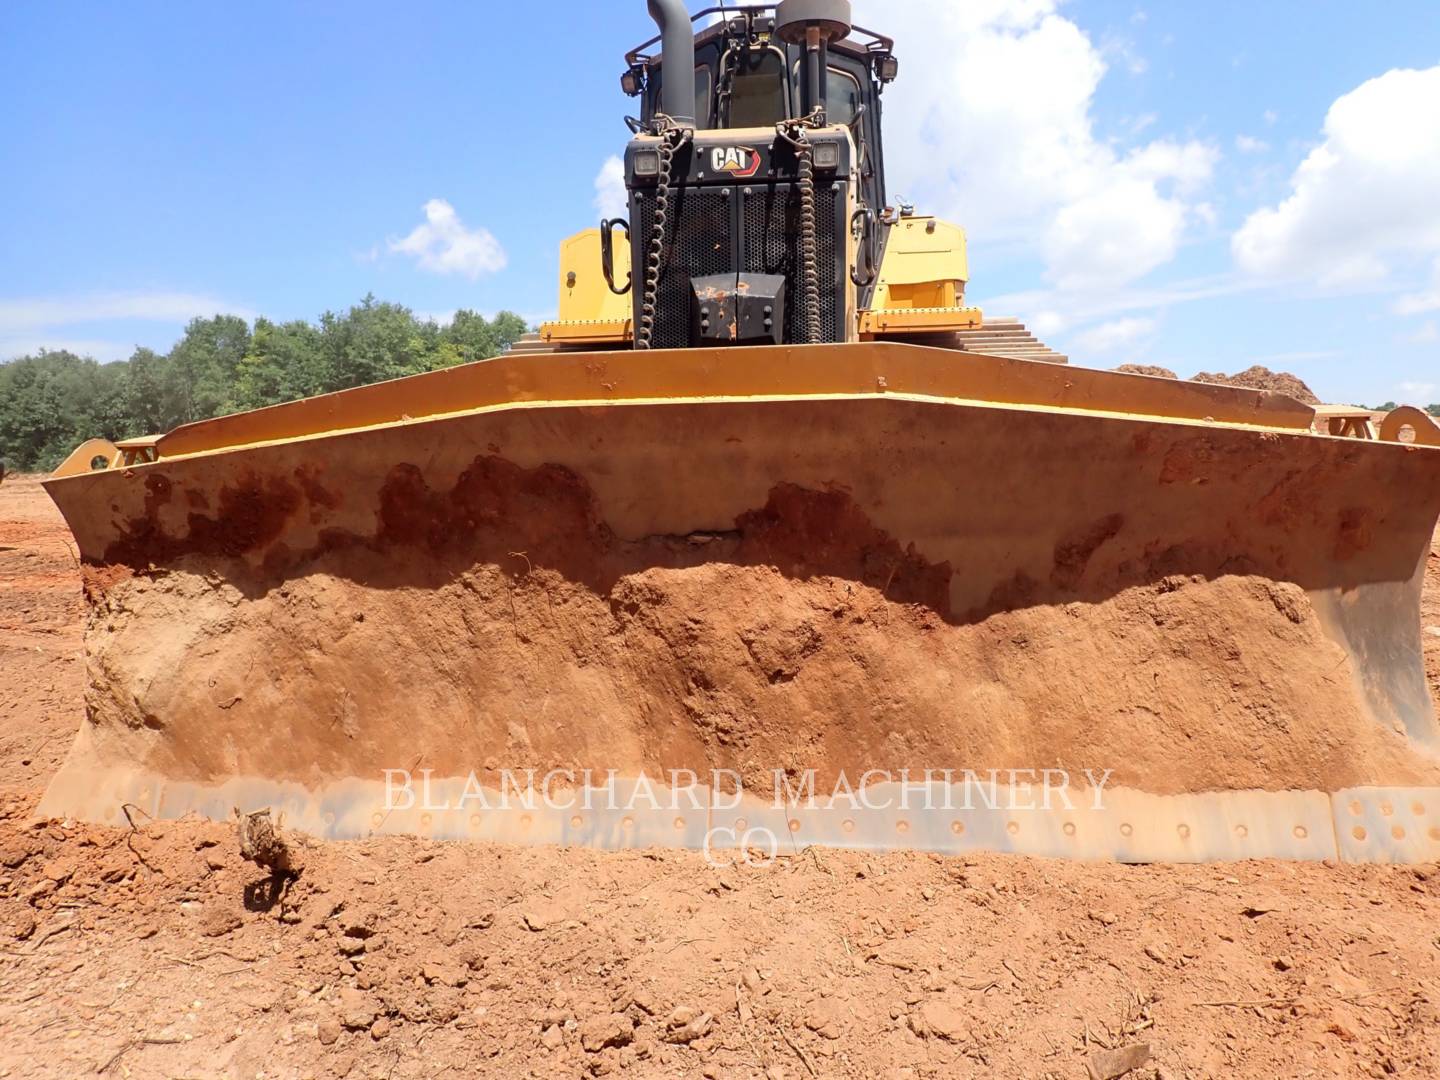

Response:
(637, 189), (733, 350)
(740, 184), (839, 344)
(634, 180), (843, 348)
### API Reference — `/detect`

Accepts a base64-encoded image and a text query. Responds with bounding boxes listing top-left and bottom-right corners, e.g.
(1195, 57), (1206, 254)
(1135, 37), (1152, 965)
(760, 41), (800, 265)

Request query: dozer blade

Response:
(38, 343), (1440, 863)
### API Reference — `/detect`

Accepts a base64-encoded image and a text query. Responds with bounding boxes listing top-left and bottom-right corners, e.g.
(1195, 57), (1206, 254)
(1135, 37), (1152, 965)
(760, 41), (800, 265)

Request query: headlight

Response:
(813, 142), (840, 170)
(633, 150), (661, 178)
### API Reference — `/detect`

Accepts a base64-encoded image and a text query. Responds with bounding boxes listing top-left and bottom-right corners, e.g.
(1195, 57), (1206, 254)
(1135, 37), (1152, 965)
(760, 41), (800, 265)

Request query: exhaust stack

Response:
(647, 0), (696, 126)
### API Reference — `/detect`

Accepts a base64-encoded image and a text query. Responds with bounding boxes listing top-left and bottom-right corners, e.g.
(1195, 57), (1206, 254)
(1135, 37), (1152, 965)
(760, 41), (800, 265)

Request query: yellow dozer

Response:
(40, 1), (1440, 863)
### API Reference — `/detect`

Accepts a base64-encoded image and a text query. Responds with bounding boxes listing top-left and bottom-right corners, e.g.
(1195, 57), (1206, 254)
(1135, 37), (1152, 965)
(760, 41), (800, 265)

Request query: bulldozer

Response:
(38, 1), (1440, 864)
(514, 0), (1064, 361)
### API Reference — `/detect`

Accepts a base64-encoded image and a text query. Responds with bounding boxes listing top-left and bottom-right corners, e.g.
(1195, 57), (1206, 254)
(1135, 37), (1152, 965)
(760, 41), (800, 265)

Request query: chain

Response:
(777, 115), (824, 345)
(637, 122), (691, 351)
(795, 146), (821, 345)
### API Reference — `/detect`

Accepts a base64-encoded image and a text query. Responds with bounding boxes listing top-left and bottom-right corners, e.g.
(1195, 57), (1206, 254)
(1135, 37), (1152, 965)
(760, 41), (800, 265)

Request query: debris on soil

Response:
(235, 807), (303, 877)
(1114, 364), (1179, 379)
(1190, 365), (1320, 404)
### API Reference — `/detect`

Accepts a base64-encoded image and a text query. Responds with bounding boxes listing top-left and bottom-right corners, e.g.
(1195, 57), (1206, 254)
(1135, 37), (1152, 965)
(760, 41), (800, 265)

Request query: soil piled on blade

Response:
(72, 493), (1440, 798)
(1191, 366), (1321, 405)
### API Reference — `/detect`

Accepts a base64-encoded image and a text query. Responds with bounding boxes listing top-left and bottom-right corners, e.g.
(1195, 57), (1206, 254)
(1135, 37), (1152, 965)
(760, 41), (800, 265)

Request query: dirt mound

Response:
(1191, 365), (1321, 405)
(1114, 364), (1178, 379)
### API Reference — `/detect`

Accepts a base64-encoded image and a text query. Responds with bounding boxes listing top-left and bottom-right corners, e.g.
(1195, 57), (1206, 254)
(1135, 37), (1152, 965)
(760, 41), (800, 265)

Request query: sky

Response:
(2, 0), (1438, 406)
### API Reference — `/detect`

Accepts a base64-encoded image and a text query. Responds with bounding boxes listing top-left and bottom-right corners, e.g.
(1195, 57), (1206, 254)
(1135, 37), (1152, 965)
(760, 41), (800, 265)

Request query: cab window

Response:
(693, 65), (713, 127)
(824, 67), (862, 127)
(726, 48), (789, 128)
(790, 63), (863, 127)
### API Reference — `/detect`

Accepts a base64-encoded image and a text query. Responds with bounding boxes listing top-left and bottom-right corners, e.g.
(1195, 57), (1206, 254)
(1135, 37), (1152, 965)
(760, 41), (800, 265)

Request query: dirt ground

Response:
(3, 472), (1440, 1079)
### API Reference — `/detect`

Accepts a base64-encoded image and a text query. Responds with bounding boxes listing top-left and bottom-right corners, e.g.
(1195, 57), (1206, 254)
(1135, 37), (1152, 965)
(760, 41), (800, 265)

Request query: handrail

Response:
(626, 6), (893, 66)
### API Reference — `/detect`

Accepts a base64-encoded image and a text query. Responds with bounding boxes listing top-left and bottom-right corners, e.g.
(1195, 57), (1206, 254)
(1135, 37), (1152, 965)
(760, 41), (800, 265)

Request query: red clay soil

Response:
(4, 474), (1440, 1078)
(1426, 530), (1440, 734)
(1190, 366), (1321, 405)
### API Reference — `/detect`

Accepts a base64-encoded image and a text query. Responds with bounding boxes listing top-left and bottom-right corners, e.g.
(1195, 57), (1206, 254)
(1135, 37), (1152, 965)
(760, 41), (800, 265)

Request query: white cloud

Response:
(1101, 33), (1148, 76)
(1070, 316), (1157, 357)
(1395, 258), (1440, 315)
(977, 271), (1260, 351)
(0, 291), (253, 336)
(1400, 380), (1438, 399)
(1128, 112), (1158, 135)
(1235, 134), (1268, 154)
(0, 337), (135, 363)
(415, 307), (553, 329)
(1247, 350), (1341, 365)
(1233, 66), (1440, 284)
(594, 156), (628, 220)
(866, 0), (1216, 293)
(387, 199), (507, 279)
(1401, 322), (1438, 346)
(0, 291), (256, 362)
(1030, 310), (1069, 337)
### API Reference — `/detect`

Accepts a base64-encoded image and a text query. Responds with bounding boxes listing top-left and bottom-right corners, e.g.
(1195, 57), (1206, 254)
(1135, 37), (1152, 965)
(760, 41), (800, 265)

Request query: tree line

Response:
(0, 297), (528, 472)
(1375, 401), (1440, 417)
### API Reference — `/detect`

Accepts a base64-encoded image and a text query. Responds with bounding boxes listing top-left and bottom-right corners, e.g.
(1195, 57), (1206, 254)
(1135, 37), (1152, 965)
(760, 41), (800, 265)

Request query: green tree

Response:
(168, 314), (252, 420)
(444, 309), (527, 364)
(120, 347), (187, 435)
(0, 297), (538, 471)
(232, 319), (326, 411)
(315, 296), (443, 389)
(0, 350), (132, 470)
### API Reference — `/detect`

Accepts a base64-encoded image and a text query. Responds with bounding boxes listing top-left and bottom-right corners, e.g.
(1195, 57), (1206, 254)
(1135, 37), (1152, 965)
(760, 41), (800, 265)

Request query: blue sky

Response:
(3, 0), (1438, 406)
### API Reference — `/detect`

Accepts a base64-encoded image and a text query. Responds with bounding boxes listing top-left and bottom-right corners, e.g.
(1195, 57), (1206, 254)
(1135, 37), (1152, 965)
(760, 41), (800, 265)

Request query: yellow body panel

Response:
(858, 306), (983, 335)
(538, 228), (633, 345)
(861, 215), (980, 338)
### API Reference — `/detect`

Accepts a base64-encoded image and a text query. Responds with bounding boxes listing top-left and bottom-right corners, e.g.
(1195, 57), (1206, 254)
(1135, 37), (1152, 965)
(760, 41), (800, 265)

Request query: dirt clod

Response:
(1086, 1042), (1152, 1080)
(198, 905), (243, 938)
(580, 1013), (634, 1052)
(916, 1000), (968, 1042)
(337, 987), (377, 1031)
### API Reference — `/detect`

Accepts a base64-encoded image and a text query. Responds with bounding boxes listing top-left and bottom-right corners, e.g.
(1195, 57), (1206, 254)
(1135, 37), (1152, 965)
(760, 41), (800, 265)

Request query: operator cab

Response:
(608, 1), (901, 351)
(622, 5), (897, 223)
